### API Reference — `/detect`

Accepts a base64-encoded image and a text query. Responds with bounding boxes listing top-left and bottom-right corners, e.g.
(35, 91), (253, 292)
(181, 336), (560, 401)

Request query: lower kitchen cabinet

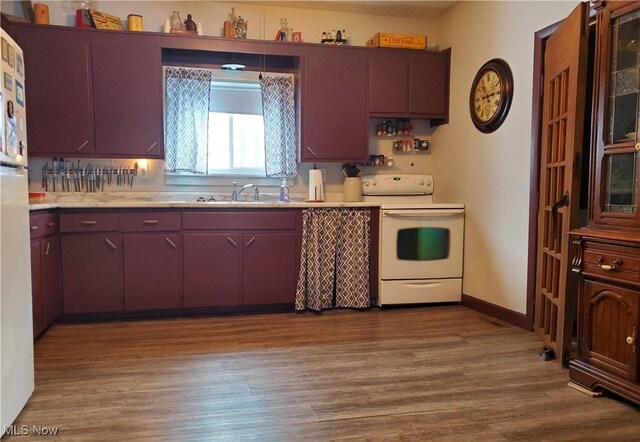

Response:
(123, 234), (182, 311)
(30, 213), (62, 338)
(183, 233), (242, 308)
(61, 233), (124, 314)
(243, 233), (297, 305)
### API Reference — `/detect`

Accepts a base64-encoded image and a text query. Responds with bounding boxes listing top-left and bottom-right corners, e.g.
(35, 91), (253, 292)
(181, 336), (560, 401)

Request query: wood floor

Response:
(7, 305), (640, 441)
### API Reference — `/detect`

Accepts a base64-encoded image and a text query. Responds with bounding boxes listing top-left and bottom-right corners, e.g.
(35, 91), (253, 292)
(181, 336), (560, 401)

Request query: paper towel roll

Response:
(308, 169), (325, 202)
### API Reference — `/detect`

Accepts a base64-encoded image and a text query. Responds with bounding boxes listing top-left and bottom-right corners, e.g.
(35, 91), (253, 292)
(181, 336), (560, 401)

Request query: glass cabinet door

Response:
(608, 9), (639, 145)
(602, 7), (639, 216)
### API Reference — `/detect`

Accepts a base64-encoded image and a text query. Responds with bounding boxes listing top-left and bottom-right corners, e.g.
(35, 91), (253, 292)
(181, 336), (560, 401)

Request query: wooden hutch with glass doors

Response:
(569, 1), (640, 405)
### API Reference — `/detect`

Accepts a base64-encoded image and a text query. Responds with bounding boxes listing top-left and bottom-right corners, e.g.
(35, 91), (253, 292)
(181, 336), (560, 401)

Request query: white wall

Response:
(431, 1), (580, 313)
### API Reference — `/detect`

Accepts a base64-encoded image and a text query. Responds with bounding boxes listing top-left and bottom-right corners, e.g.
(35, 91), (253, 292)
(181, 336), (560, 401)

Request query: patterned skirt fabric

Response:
(295, 208), (371, 311)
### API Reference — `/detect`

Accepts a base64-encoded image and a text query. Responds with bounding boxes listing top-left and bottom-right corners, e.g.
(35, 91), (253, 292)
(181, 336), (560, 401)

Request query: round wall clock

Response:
(469, 58), (513, 133)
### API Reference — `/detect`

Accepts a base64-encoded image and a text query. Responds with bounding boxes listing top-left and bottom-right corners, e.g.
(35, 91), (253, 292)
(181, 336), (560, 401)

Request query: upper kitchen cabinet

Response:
(92, 34), (163, 158)
(6, 24), (94, 156)
(2, 19), (163, 159)
(302, 50), (368, 162)
(368, 49), (450, 123)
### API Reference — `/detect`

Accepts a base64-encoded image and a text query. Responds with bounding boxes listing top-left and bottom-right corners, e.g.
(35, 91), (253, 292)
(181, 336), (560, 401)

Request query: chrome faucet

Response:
(232, 182), (260, 201)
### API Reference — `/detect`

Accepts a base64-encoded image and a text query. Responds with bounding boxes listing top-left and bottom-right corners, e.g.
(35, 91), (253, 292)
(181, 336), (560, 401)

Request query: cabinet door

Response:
(30, 240), (44, 338)
(183, 233), (241, 308)
(41, 236), (62, 328)
(10, 26), (93, 156)
(369, 53), (409, 114)
(303, 52), (368, 162)
(61, 233), (123, 314)
(243, 233), (297, 305)
(409, 52), (449, 116)
(581, 279), (640, 381)
(123, 234), (182, 311)
(91, 34), (163, 158)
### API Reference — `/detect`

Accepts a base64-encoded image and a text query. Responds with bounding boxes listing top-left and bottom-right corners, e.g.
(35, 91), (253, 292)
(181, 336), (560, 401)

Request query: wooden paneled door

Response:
(534, 2), (589, 365)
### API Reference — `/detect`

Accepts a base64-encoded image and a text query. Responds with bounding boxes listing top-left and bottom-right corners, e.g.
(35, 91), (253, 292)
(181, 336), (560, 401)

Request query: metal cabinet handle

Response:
(30, 225), (38, 231)
(551, 191), (569, 240)
(104, 238), (117, 250)
(143, 220), (159, 225)
(596, 256), (622, 271)
(81, 220), (97, 225)
(245, 236), (256, 248)
(306, 146), (318, 157)
(146, 142), (158, 153)
(77, 140), (89, 151)
(42, 242), (50, 256)
(165, 237), (177, 249)
(227, 237), (238, 248)
(47, 222), (56, 228)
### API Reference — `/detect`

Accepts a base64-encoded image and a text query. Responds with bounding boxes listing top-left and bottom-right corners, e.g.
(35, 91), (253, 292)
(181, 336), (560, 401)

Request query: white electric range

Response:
(362, 174), (464, 305)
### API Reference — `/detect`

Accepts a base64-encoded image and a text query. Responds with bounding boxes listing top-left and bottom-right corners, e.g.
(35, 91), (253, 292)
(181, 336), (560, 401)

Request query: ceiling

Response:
(235, 1), (459, 20)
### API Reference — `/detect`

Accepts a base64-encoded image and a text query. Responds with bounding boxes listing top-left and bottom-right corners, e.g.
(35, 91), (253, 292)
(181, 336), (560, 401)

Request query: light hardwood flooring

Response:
(7, 305), (640, 441)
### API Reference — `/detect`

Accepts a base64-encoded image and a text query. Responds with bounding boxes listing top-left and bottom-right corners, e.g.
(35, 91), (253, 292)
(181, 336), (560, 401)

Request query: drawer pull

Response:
(104, 238), (117, 250)
(42, 242), (50, 256)
(227, 237), (238, 248)
(165, 237), (177, 249)
(143, 220), (159, 225)
(47, 222), (56, 228)
(81, 220), (97, 226)
(146, 142), (158, 153)
(245, 236), (256, 248)
(596, 256), (622, 271)
(30, 225), (38, 231)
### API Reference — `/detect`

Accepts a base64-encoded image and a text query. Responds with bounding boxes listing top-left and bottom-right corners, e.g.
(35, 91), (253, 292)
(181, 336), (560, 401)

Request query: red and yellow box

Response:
(366, 33), (426, 50)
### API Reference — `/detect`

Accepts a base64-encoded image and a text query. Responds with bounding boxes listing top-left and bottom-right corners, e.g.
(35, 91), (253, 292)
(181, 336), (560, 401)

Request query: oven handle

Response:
(383, 209), (464, 217)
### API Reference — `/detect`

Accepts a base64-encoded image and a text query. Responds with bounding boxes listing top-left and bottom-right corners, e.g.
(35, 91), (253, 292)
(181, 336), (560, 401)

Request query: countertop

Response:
(29, 192), (380, 211)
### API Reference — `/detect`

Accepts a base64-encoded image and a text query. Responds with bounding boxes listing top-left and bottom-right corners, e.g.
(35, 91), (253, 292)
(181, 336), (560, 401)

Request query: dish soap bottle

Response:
(279, 178), (290, 203)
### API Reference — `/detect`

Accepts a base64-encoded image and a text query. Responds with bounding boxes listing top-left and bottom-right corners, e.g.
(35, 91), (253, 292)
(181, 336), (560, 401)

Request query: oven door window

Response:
(397, 227), (450, 260)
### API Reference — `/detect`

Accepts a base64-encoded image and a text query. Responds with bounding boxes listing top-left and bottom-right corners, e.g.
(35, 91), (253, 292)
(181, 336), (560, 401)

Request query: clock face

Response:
(473, 69), (502, 123)
(469, 59), (513, 133)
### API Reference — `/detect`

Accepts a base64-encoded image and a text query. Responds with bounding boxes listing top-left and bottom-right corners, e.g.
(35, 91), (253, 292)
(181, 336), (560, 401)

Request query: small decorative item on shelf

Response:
(321, 29), (347, 45)
(392, 139), (430, 153)
(292, 31), (302, 42)
(376, 119), (413, 137)
(183, 13), (196, 32)
(127, 14), (143, 32)
(367, 32), (426, 50)
(169, 10), (182, 30)
(34, 4), (49, 25)
(224, 7), (247, 39)
(75, 1), (94, 28)
(366, 155), (393, 166)
(89, 10), (125, 30)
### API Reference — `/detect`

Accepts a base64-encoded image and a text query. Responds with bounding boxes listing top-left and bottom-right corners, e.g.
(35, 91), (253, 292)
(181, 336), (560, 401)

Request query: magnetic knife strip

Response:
(41, 159), (139, 192)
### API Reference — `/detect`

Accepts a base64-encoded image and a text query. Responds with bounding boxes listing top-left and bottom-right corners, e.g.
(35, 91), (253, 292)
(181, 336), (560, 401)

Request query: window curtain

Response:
(260, 76), (297, 178)
(164, 67), (212, 175)
(295, 208), (371, 311)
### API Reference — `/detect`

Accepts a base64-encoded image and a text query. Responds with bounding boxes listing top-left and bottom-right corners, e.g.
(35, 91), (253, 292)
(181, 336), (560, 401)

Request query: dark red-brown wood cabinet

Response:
(368, 49), (450, 121)
(29, 212), (62, 338)
(302, 50), (369, 162)
(569, 0), (640, 405)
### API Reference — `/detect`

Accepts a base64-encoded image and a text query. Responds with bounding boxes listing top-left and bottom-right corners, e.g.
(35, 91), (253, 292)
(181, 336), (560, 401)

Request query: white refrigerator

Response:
(0, 29), (34, 431)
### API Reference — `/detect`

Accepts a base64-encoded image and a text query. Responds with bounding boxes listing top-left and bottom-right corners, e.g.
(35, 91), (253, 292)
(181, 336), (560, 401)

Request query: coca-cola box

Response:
(366, 33), (426, 50)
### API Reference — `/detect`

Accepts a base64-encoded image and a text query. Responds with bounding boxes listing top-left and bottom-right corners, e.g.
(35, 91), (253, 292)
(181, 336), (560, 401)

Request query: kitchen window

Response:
(164, 66), (296, 181)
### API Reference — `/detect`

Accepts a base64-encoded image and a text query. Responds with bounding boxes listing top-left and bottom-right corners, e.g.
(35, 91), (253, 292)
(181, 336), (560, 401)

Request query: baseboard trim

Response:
(461, 294), (531, 330)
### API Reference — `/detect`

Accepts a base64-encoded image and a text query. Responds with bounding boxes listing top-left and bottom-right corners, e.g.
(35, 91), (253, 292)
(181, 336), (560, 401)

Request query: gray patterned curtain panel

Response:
(296, 208), (371, 311)
(164, 67), (212, 175)
(260, 76), (297, 178)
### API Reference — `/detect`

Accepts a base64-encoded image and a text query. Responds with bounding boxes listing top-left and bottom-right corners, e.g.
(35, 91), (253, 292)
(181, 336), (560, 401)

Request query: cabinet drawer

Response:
(59, 213), (119, 232)
(120, 212), (181, 232)
(183, 211), (297, 230)
(29, 212), (58, 239)
(583, 241), (640, 285)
